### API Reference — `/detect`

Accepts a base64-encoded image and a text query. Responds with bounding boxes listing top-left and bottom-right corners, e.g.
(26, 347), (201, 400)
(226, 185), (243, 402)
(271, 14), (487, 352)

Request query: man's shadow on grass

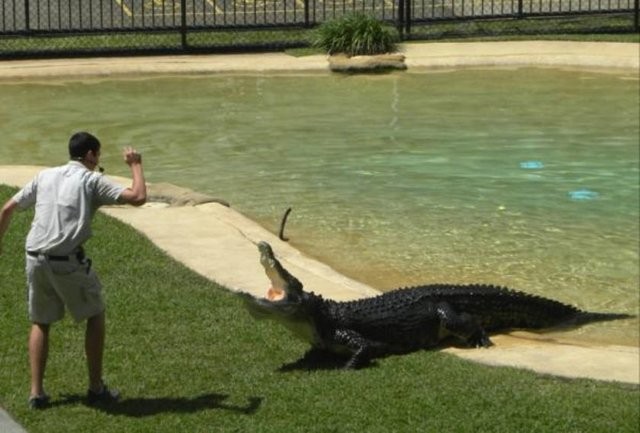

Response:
(54, 393), (262, 417)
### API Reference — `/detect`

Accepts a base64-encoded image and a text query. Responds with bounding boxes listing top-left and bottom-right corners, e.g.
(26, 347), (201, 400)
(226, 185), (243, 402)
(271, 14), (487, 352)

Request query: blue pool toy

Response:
(520, 161), (544, 169)
(568, 189), (599, 201)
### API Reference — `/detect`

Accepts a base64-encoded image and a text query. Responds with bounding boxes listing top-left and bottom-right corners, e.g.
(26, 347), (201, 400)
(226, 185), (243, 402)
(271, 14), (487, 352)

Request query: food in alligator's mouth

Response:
(267, 287), (285, 301)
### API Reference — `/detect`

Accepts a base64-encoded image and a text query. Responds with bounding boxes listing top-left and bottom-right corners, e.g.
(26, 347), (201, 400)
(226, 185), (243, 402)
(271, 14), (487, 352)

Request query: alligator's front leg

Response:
(332, 329), (384, 369)
(436, 302), (493, 348)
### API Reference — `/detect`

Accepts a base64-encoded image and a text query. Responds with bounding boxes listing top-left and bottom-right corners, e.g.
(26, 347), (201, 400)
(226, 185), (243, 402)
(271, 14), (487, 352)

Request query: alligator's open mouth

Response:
(259, 241), (288, 302)
(258, 241), (303, 304)
(266, 286), (285, 301)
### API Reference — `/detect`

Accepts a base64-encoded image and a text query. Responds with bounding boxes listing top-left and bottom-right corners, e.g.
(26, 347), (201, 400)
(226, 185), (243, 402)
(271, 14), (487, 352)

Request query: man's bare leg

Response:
(29, 323), (50, 398)
(85, 311), (105, 393)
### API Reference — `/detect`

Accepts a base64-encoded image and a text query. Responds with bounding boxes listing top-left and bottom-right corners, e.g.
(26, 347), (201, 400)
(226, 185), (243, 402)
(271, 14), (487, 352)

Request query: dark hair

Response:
(68, 132), (100, 160)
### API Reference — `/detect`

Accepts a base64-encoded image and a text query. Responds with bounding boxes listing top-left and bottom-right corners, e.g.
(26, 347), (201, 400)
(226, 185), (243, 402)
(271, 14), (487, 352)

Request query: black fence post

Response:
(405, 0), (411, 37)
(304, 0), (310, 27)
(181, 0), (188, 49)
(25, 0), (31, 31)
(518, 0), (524, 19)
(397, 0), (405, 38)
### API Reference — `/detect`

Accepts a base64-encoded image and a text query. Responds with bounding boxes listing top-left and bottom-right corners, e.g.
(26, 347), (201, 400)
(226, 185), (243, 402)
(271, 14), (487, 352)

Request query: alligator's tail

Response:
(567, 311), (634, 328)
(419, 284), (634, 332)
(480, 297), (635, 332)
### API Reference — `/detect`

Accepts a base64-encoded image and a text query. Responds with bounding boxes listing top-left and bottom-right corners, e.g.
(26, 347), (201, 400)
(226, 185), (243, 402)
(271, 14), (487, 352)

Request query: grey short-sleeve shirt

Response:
(12, 161), (125, 255)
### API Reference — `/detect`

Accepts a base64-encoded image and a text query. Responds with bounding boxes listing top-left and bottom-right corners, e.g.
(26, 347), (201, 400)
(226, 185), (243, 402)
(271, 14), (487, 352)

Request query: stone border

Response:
(147, 182), (230, 207)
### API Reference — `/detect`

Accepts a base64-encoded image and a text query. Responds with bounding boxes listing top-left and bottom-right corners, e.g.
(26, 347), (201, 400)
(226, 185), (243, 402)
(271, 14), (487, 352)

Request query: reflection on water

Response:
(1, 68), (638, 345)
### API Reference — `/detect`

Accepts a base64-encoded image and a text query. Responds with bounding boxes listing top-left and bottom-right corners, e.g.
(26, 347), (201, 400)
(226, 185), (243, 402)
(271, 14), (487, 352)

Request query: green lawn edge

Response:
(0, 184), (638, 433)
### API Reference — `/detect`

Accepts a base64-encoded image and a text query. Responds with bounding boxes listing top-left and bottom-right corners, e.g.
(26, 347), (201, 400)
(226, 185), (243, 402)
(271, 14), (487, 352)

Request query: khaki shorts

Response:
(26, 253), (104, 324)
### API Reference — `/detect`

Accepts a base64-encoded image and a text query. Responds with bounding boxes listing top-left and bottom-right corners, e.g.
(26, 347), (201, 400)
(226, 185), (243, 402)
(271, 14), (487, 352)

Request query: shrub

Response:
(313, 14), (399, 56)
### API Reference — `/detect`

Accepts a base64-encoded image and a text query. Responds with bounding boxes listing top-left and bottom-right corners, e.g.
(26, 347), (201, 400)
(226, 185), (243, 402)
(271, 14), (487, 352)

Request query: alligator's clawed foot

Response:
(344, 354), (373, 370)
(467, 331), (494, 348)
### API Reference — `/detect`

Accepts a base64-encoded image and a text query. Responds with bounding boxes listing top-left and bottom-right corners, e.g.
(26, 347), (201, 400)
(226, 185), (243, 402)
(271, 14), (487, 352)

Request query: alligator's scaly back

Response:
(382, 284), (630, 332)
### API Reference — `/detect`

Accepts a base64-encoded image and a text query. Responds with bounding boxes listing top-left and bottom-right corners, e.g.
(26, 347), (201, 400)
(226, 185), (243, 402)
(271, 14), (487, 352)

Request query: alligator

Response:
(240, 241), (632, 369)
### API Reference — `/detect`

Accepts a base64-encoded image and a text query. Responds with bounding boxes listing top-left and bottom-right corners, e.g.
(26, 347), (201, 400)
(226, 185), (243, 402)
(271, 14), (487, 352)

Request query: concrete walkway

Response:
(0, 408), (27, 433)
(1, 42), (638, 431)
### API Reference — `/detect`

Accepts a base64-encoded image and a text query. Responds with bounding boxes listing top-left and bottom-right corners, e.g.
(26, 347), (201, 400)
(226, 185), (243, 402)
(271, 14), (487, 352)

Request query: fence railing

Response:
(1, 0), (638, 58)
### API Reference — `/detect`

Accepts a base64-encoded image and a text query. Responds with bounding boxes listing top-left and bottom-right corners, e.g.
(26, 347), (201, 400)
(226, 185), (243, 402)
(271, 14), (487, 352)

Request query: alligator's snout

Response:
(258, 241), (273, 257)
(258, 241), (276, 269)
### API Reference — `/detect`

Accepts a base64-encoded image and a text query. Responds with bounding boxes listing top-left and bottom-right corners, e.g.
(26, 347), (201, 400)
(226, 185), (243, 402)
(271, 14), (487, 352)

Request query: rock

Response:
(147, 182), (230, 207)
(328, 53), (407, 73)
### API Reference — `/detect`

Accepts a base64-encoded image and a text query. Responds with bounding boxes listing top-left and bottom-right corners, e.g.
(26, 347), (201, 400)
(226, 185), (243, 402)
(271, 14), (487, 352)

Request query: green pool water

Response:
(1, 68), (638, 346)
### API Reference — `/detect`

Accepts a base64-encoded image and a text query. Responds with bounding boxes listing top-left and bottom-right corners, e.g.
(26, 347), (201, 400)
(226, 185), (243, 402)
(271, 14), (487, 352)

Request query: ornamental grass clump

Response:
(314, 14), (399, 56)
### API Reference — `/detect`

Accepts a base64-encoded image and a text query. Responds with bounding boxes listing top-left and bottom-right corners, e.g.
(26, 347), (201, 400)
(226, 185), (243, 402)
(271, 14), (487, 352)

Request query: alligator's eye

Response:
(267, 287), (285, 301)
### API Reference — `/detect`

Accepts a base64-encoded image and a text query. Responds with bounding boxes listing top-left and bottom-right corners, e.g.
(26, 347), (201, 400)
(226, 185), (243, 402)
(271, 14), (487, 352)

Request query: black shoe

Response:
(28, 394), (50, 410)
(87, 384), (120, 405)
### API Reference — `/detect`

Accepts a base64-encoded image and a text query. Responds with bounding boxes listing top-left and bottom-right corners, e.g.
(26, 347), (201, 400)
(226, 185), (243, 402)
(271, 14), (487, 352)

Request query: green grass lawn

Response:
(0, 184), (638, 433)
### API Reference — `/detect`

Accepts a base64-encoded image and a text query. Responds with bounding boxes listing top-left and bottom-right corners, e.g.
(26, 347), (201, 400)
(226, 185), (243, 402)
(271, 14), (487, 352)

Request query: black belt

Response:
(27, 249), (85, 262)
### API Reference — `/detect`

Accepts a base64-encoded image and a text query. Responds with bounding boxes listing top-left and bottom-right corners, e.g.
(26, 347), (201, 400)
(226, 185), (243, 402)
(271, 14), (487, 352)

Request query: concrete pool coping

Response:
(0, 41), (638, 80)
(0, 44), (638, 427)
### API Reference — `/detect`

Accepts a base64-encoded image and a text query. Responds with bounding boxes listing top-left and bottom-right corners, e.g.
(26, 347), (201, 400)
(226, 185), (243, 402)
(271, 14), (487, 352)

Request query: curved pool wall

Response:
(0, 67), (638, 345)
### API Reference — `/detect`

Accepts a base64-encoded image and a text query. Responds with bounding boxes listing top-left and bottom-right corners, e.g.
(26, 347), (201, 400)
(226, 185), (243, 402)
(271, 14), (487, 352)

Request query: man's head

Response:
(69, 132), (101, 169)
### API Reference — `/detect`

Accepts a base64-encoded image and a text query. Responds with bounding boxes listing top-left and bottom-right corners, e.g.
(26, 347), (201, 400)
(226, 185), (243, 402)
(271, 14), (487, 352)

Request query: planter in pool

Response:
(328, 53), (407, 73)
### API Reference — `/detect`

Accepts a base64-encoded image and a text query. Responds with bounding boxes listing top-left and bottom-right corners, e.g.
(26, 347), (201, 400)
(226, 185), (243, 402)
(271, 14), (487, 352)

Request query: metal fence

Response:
(1, 0), (638, 58)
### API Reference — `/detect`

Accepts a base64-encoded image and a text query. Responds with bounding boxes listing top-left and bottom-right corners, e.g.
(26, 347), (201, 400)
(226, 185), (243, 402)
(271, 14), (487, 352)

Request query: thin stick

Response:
(278, 207), (292, 241)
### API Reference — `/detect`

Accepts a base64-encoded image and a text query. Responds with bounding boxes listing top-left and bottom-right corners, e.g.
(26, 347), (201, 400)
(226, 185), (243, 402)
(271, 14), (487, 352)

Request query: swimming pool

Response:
(1, 67), (638, 345)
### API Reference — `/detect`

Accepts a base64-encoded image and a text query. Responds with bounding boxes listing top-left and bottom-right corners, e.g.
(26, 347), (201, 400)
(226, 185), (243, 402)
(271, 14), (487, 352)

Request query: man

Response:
(0, 131), (147, 409)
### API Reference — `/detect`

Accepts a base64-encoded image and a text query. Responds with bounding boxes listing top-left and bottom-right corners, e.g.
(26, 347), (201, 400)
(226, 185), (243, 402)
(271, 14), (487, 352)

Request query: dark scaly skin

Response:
(241, 242), (632, 369)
